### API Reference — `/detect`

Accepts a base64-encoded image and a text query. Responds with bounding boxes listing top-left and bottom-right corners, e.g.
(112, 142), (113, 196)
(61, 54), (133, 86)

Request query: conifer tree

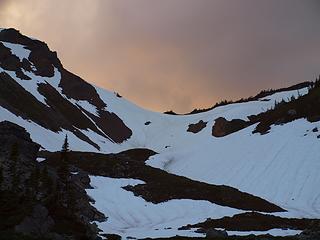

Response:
(58, 135), (70, 183)
(57, 135), (78, 210)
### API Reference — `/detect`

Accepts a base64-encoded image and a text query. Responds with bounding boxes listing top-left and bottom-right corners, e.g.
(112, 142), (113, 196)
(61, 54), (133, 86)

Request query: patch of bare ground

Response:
(179, 212), (320, 232)
(212, 118), (250, 137)
(187, 120), (207, 133)
(142, 236), (300, 240)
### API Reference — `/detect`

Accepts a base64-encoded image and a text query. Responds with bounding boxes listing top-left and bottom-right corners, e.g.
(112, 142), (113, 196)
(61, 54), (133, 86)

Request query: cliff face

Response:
(0, 120), (39, 192)
(0, 121), (105, 240)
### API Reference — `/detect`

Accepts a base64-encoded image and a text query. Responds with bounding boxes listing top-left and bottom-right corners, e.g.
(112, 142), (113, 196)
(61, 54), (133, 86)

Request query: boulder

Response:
(187, 120), (207, 133)
(206, 228), (228, 238)
(212, 117), (249, 137)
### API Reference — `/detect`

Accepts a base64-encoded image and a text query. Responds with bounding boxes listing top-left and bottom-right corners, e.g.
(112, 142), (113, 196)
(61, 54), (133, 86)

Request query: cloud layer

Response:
(1, 0), (319, 112)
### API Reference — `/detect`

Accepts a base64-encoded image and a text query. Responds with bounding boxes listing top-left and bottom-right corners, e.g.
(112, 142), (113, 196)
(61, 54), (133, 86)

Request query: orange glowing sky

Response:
(1, 0), (320, 113)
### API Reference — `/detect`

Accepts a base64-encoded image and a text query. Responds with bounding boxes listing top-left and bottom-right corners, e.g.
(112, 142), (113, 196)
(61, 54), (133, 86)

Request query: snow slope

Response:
(95, 85), (309, 152)
(147, 119), (320, 218)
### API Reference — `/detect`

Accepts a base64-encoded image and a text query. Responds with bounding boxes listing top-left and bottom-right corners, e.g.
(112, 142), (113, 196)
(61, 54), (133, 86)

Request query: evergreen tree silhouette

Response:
(57, 135), (78, 210)
(58, 135), (70, 183)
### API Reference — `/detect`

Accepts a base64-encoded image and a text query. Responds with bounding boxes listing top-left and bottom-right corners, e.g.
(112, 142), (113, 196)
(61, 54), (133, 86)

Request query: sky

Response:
(0, 0), (319, 113)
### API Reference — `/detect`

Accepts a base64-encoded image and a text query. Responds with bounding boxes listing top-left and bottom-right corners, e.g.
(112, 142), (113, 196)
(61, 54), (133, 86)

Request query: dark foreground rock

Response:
(187, 120), (207, 133)
(212, 117), (250, 137)
(206, 228), (228, 238)
(298, 230), (320, 240)
(179, 212), (320, 240)
(0, 121), (105, 240)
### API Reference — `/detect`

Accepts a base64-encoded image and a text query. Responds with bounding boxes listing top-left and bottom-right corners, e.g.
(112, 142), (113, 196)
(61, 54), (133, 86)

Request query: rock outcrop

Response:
(187, 120), (207, 133)
(0, 120), (105, 239)
(212, 117), (250, 137)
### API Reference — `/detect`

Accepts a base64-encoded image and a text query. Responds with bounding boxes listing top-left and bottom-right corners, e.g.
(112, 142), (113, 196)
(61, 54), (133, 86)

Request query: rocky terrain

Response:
(0, 121), (105, 239)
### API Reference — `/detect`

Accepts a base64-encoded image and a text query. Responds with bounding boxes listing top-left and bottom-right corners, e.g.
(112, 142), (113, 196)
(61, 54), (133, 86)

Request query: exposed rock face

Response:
(212, 117), (250, 137)
(0, 121), (40, 191)
(206, 228), (228, 238)
(299, 231), (320, 240)
(83, 109), (132, 143)
(0, 121), (105, 239)
(69, 170), (107, 223)
(187, 120), (207, 133)
(0, 28), (62, 77)
(0, 120), (39, 151)
(59, 69), (106, 109)
(0, 42), (31, 80)
(181, 212), (317, 233)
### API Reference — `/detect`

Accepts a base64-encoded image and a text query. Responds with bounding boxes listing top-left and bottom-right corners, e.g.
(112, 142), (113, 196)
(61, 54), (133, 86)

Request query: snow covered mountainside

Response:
(1, 28), (320, 239)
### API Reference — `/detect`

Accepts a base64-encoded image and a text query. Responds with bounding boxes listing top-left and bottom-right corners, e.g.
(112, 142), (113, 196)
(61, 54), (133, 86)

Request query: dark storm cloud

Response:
(0, 0), (319, 112)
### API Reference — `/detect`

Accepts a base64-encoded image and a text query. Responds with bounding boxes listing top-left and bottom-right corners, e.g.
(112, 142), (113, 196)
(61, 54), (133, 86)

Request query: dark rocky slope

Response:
(0, 121), (105, 240)
(0, 28), (132, 149)
(210, 79), (320, 137)
(179, 212), (320, 232)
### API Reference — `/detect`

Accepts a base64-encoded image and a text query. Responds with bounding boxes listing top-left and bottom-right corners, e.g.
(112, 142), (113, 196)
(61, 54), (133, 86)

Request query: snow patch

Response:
(1, 41), (31, 61)
(36, 157), (46, 162)
(227, 228), (302, 237)
(75, 100), (99, 117)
